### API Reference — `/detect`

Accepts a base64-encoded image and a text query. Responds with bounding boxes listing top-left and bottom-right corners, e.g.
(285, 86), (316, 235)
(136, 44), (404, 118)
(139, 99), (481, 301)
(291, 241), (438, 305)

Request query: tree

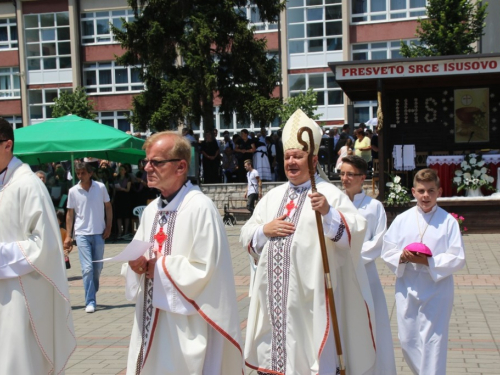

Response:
(52, 87), (96, 120)
(113, 0), (285, 131)
(400, 0), (488, 57)
(278, 88), (320, 126)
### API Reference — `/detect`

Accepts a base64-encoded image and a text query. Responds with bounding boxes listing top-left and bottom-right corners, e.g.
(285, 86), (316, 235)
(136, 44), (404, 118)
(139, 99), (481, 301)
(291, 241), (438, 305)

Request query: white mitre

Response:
(282, 109), (323, 155)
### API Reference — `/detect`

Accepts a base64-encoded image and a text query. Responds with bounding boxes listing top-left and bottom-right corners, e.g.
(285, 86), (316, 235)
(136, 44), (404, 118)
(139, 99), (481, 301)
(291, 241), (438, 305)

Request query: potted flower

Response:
(385, 174), (411, 207)
(453, 153), (495, 197)
(451, 213), (468, 235)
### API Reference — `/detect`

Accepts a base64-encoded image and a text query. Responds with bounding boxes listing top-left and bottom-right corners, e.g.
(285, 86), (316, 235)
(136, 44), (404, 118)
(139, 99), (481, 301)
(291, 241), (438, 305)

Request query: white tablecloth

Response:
(427, 154), (500, 166)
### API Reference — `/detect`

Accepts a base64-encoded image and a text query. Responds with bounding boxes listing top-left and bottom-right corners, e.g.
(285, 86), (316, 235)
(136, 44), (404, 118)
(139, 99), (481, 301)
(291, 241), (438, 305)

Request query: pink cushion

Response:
(405, 242), (433, 257)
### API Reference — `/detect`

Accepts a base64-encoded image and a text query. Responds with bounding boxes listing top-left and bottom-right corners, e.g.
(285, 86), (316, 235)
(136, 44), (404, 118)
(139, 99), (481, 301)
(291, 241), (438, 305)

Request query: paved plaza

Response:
(65, 226), (500, 374)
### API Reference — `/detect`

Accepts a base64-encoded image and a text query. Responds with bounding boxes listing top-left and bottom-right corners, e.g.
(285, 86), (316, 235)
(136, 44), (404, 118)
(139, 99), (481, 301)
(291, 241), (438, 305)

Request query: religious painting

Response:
(454, 88), (489, 143)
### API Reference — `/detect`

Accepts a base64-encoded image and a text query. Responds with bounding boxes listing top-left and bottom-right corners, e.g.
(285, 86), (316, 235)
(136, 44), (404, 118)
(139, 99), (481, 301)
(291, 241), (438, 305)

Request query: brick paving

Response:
(65, 228), (500, 374)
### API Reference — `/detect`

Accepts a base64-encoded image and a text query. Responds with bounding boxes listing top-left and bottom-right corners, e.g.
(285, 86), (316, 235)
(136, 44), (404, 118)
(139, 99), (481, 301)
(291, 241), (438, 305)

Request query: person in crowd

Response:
(235, 129), (256, 182)
(65, 162), (112, 313)
(340, 155), (397, 375)
(354, 128), (372, 164)
(182, 127), (197, 145)
(265, 136), (277, 181)
(240, 109), (376, 375)
(382, 168), (465, 375)
(253, 136), (272, 182)
(35, 170), (47, 184)
(244, 159), (261, 214)
(200, 129), (221, 183)
(113, 165), (133, 239)
(123, 131), (243, 374)
(222, 145), (239, 183)
(273, 130), (286, 181)
(0, 118), (76, 373)
(335, 135), (353, 171)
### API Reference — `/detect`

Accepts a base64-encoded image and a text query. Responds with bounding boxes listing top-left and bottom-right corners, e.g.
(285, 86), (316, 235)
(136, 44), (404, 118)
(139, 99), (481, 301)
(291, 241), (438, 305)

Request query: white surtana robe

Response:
(123, 182), (243, 375)
(240, 176), (376, 375)
(0, 157), (76, 374)
(354, 191), (396, 375)
(382, 205), (465, 375)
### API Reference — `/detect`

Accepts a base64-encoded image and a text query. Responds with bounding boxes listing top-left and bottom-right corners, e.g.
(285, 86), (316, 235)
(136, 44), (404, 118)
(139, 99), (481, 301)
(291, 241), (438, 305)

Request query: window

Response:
(0, 67), (20, 98)
(351, 0), (426, 23)
(81, 9), (136, 44)
(354, 100), (378, 124)
(351, 39), (420, 60)
(24, 12), (71, 72)
(236, 3), (278, 32)
(289, 72), (343, 107)
(83, 62), (144, 93)
(95, 111), (133, 132)
(28, 87), (72, 124)
(2, 116), (23, 129)
(0, 18), (18, 49)
(287, 0), (342, 54)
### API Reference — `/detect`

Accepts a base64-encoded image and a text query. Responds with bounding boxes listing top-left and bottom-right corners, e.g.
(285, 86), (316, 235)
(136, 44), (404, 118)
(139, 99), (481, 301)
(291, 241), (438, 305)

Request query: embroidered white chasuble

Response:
(240, 177), (376, 375)
(0, 158), (76, 374)
(123, 182), (243, 375)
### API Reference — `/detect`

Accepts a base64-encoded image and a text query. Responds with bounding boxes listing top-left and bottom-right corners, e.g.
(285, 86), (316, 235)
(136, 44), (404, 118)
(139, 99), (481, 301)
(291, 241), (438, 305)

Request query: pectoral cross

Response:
(154, 227), (167, 250)
(285, 200), (296, 217)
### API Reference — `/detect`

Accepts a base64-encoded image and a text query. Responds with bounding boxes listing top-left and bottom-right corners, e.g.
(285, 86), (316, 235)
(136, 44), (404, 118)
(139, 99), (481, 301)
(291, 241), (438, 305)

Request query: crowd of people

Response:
(182, 122), (379, 185)
(1, 113), (465, 375)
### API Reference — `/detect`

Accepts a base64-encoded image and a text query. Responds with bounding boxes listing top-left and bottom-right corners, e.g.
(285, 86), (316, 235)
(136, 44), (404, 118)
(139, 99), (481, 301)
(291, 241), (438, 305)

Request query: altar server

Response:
(340, 155), (397, 375)
(382, 168), (465, 375)
(0, 118), (76, 374)
(240, 109), (376, 375)
(123, 131), (243, 374)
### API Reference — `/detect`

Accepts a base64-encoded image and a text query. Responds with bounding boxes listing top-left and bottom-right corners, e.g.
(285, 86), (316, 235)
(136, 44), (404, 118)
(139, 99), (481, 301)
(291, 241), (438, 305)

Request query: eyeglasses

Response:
(142, 158), (181, 167)
(339, 172), (364, 178)
(0, 139), (10, 143)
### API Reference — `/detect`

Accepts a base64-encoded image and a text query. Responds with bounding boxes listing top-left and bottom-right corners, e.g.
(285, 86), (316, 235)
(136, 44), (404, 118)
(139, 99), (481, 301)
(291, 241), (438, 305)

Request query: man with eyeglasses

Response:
(340, 155), (397, 375)
(0, 118), (76, 373)
(240, 110), (376, 375)
(123, 131), (243, 374)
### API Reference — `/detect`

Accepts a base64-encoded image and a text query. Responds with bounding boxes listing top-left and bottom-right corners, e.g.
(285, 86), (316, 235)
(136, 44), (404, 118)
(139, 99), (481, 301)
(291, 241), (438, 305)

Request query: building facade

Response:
(0, 0), (493, 135)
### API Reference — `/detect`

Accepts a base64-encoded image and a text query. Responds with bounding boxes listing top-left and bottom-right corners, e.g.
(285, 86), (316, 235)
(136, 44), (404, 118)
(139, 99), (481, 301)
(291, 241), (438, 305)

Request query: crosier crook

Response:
(297, 127), (346, 375)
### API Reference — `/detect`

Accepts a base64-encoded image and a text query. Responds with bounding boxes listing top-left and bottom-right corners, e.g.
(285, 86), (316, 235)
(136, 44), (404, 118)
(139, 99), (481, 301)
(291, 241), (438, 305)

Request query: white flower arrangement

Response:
(385, 174), (411, 206)
(453, 153), (495, 192)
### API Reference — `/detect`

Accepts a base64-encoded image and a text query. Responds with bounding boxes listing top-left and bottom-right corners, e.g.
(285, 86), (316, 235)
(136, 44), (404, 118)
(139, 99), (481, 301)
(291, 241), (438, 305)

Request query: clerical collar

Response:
(416, 204), (438, 215)
(0, 166), (6, 175)
(160, 182), (187, 208)
(289, 178), (313, 189)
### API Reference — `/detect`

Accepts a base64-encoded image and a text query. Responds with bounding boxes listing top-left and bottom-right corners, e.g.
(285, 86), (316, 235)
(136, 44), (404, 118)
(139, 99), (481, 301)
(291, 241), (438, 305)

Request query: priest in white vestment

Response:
(240, 110), (376, 375)
(382, 168), (465, 375)
(0, 119), (76, 374)
(123, 131), (243, 375)
(340, 155), (397, 375)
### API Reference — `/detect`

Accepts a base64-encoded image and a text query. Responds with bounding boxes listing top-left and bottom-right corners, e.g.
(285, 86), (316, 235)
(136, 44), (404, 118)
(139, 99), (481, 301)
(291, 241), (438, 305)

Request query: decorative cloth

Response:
(393, 145), (416, 171)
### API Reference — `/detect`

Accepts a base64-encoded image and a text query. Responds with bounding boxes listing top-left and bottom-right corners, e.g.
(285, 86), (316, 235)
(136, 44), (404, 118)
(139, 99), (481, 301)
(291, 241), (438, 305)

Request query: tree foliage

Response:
(113, 0), (285, 131)
(52, 87), (96, 120)
(278, 88), (320, 126)
(400, 0), (488, 57)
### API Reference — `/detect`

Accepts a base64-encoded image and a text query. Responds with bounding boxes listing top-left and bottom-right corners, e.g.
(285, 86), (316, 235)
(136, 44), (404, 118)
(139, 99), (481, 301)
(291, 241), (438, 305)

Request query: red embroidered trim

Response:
(245, 361), (284, 375)
(364, 301), (377, 351)
(337, 211), (351, 245)
(318, 287), (331, 359)
(161, 256), (243, 356)
(143, 308), (160, 366)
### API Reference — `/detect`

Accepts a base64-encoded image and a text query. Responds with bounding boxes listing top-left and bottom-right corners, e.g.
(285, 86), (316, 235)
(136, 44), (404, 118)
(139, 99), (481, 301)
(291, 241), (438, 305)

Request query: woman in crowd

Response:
(113, 165), (132, 239)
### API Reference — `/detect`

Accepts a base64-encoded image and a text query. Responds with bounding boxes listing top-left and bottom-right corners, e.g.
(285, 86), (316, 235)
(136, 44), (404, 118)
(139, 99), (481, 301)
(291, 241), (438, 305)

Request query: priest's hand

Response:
(309, 192), (330, 216)
(129, 255), (148, 275)
(401, 249), (429, 266)
(263, 214), (295, 237)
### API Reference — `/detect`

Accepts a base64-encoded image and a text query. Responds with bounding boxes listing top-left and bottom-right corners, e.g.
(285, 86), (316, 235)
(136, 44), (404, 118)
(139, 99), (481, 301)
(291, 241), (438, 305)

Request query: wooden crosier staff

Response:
(298, 127), (346, 375)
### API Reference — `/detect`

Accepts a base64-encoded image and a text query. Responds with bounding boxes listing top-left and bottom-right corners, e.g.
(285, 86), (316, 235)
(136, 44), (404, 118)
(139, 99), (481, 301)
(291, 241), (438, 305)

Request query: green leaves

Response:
(52, 87), (96, 120)
(113, 0), (283, 131)
(279, 88), (321, 125)
(400, 0), (488, 58)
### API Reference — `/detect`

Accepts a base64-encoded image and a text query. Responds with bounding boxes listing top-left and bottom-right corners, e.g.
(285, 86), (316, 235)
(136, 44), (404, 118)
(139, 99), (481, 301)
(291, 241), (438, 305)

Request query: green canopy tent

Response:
(14, 115), (145, 166)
